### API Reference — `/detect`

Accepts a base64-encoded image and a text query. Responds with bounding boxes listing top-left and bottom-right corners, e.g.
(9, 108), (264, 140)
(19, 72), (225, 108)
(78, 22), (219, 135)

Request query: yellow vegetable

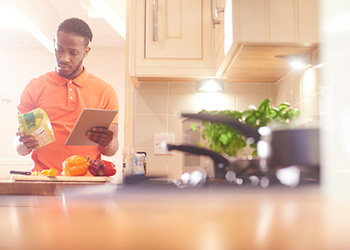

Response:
(62, 155), (90, 176)
(32, 168), (57, 176)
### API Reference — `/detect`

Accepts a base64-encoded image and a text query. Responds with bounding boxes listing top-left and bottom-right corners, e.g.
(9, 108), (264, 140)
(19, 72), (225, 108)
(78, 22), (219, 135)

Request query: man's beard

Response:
(57, 57), (84, 79)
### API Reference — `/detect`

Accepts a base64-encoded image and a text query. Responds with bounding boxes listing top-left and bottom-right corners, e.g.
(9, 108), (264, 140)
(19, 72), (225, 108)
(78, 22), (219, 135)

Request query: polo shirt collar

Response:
(54, 67), (89, 87)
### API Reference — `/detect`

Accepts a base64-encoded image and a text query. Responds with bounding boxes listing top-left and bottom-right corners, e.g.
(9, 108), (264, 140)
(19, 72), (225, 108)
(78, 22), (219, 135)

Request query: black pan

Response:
(165, 113), (320, 184)
(181, 112), (319, 169)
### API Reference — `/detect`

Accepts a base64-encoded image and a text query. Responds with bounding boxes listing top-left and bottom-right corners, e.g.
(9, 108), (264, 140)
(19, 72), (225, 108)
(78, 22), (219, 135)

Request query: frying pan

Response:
(164, 113), (320, 185)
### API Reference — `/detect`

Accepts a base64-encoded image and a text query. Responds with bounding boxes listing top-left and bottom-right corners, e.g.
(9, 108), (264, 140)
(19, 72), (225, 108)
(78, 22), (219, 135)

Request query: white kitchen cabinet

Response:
(297, 0), (319, 44)
(234, 0), (318, 43)
(128, 0), (214, 86)
(144, 0), (201, 59)
(214, 0), (319, 81)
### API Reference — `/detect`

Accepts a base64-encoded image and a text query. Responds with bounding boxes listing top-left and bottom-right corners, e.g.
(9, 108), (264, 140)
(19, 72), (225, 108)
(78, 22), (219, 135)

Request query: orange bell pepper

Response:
(62, 155), (90, 176)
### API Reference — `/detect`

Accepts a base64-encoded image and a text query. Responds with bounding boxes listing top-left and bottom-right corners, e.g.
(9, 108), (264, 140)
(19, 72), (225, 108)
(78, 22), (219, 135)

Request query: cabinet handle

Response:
(214, 0), (225, 18)
(153, 0), (158, 41)
(211, 0), (225, 27)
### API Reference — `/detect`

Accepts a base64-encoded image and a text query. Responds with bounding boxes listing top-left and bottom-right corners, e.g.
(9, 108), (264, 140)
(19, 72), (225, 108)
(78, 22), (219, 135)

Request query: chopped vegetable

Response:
(32, 168), (58, 176)
(62, 155), (90, 176)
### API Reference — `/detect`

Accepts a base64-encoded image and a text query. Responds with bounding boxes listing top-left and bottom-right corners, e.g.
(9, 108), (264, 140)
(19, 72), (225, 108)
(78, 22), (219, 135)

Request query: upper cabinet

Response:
(126, 0), (320, 85)
(215, 0), (319, 82)
(233, 0), (318, 44)
(127, 0), (214, 87)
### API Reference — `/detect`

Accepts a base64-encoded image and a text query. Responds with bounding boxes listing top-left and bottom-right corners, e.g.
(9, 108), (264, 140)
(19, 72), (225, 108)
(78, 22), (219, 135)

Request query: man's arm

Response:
(86, 123), (119, 156)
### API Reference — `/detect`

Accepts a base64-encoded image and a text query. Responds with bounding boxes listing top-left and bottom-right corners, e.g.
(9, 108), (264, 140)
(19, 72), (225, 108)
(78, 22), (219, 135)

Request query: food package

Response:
(17, 108), (55, 149)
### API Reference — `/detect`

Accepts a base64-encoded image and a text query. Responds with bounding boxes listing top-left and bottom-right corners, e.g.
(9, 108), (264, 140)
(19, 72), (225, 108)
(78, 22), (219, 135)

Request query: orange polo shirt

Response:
(17, 67), (119, 174)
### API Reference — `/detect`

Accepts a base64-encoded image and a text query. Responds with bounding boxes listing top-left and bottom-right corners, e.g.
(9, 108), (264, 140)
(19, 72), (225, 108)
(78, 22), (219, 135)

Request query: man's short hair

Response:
(57, 17), (93, 46)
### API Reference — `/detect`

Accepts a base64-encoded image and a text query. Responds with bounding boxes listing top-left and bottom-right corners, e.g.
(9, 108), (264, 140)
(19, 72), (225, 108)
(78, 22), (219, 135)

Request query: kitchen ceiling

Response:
(0, 0), (126, 49)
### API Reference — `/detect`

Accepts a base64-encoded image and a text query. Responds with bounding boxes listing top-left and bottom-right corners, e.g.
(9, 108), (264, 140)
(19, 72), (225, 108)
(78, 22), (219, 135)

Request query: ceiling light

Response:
(80, 0), (101, 18)
(89, 0), (126, 40)
(0, 1), (53, 52)
(196, 79), (224, 92)
(0, 2), (24, 29)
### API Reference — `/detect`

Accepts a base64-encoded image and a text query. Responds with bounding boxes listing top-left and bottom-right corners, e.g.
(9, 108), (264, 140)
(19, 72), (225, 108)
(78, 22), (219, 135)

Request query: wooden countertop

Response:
(0, 176), (115, 195)
(0, 183), (349, 250)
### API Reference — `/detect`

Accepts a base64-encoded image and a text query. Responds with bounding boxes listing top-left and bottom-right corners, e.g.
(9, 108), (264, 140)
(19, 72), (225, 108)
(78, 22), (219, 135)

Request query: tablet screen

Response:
(65, 108), (118, 146)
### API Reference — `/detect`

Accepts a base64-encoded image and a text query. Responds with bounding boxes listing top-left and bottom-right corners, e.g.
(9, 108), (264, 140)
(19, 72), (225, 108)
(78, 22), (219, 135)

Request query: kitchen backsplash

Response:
(134, 51), (320, 179)
(276, 50), (321, 128)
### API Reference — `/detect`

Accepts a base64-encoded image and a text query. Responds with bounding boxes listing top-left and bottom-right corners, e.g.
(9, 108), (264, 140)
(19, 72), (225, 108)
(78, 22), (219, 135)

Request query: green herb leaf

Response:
(190, 123), (197, 131)
(198, 98), (299, 157)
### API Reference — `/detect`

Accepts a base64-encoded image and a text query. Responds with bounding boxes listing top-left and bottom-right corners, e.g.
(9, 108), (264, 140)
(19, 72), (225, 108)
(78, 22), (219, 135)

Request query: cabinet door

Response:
(269, 0), (295, 42)
(144, 0), (202, 59)
(298, 0), (318, 43)
(237, 0), (266, 42)
(130, 0), (213, 80)
(234, 0), (318, 43)
(237, 0), (295, 42)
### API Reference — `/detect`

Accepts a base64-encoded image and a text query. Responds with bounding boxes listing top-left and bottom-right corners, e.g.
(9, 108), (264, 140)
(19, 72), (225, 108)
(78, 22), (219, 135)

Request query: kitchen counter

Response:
(0, 177), (115, 195)
(0, 183), (349, 250)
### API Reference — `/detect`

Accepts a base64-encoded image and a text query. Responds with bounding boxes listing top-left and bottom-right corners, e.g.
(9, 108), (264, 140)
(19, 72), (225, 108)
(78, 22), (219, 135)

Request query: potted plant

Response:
(192, 99), (300, 157)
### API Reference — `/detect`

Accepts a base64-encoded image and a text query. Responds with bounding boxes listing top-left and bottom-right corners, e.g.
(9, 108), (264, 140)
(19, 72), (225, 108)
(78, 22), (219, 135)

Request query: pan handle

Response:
(181, 113), (261, 143)
(164, 143), (230, 178)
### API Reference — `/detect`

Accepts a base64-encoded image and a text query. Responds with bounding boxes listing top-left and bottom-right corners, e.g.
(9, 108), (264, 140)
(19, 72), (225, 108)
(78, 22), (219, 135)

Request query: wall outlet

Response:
(154, 134), (174, 155)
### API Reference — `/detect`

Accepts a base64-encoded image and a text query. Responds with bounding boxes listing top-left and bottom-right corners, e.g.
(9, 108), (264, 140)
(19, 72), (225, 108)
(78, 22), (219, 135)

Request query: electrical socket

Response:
(154, 134), (174, 155)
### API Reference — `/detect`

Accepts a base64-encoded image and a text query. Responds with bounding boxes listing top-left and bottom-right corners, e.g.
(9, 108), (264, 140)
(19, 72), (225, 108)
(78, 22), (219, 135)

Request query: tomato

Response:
(102, 160), (117, 176)
(62, 155), (90, 176)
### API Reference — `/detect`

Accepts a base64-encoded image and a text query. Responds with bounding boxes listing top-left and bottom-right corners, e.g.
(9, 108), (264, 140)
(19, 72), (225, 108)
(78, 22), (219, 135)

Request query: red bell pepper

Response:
(88, 159), (116, 176)
(103, 160), (117, 176)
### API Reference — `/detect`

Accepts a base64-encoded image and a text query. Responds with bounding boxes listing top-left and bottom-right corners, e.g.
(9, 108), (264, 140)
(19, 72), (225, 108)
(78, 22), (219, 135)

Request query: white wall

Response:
(0, 47), (125, 181)
(320, 0), (350, 200)
(0, 48), (53, 174)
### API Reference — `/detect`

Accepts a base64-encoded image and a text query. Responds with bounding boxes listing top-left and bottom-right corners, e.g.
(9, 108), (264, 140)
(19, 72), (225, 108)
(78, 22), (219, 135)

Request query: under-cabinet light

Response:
(276, 54), (312, 69)
(290, 60), (311, 69)
(196, 79), (224, 92)
(312, 63), (325, 69)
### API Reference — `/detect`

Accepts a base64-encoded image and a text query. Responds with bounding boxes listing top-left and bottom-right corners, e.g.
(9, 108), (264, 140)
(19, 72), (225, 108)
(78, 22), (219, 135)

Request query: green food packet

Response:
(17, 108), (55, 149)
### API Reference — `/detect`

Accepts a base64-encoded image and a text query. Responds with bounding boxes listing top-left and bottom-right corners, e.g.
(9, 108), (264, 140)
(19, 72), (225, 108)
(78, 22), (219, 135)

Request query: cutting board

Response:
(10, 175), (111, 182)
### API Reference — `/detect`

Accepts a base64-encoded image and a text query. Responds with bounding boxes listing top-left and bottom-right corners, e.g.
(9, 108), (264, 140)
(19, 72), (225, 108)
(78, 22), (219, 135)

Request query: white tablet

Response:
(65, 108), (118, 146)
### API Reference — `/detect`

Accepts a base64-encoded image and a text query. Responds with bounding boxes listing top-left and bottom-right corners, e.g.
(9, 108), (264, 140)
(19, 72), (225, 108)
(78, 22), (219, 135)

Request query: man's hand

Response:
(86, 123), (119, 156)
(86, 127), (113, 148)
(15, 130), (38, 155)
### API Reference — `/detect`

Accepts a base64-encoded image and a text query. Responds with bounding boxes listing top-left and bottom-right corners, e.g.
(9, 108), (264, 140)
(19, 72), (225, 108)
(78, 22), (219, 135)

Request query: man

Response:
(14, 18), (119, 174)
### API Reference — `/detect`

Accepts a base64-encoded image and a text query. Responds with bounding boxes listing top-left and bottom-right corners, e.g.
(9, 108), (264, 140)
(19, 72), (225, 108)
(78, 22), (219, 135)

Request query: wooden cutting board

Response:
(10, 175), (111, 182)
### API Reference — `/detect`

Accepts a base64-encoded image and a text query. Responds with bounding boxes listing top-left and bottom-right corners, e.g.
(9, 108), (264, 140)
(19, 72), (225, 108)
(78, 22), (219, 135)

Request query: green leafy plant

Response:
(195, 99), (300, 157)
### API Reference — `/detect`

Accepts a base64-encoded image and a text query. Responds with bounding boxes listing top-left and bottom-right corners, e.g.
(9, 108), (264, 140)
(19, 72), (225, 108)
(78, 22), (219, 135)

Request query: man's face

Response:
(54, 31), (90, 79)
